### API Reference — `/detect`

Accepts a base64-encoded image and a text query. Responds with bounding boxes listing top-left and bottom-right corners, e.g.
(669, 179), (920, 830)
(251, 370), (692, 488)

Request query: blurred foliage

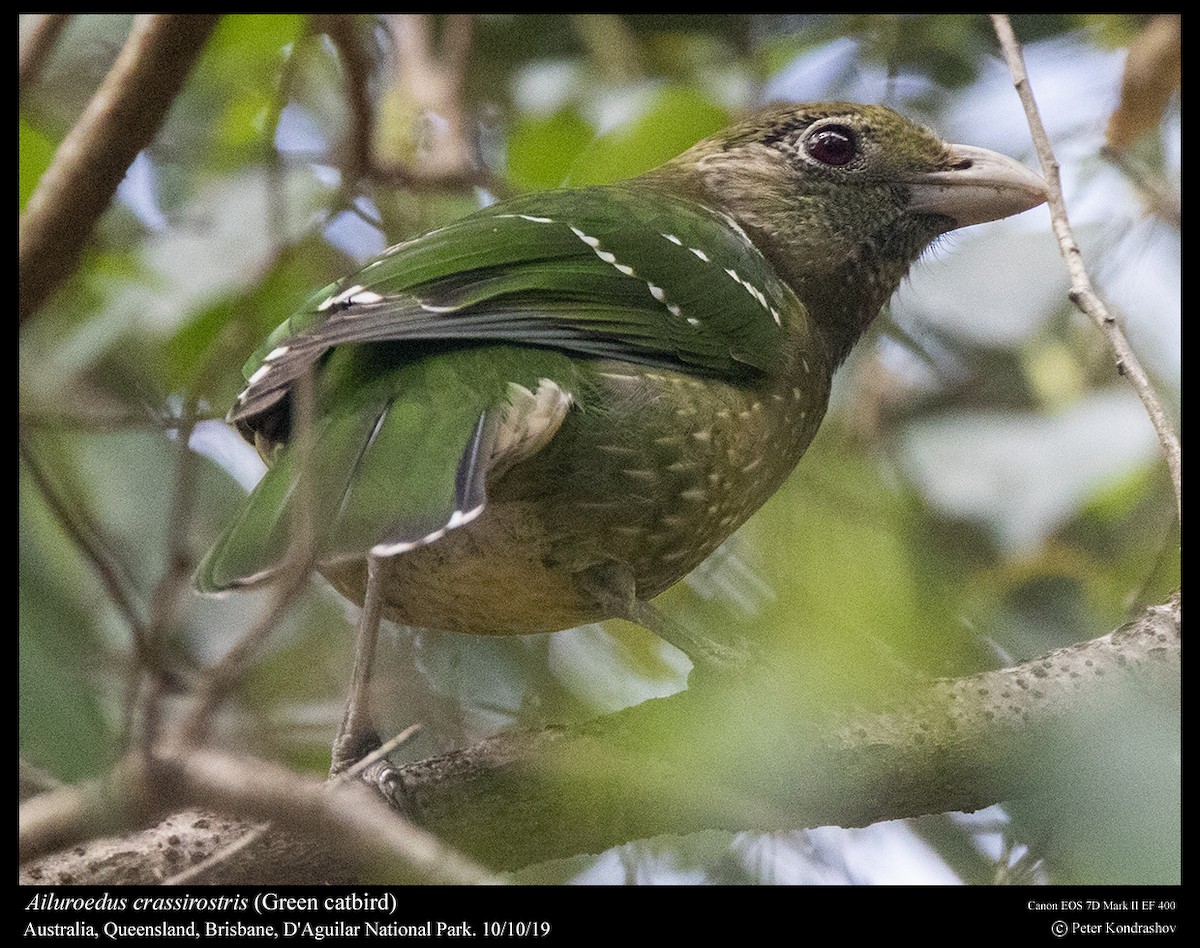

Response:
(18, 13), (1179, 885)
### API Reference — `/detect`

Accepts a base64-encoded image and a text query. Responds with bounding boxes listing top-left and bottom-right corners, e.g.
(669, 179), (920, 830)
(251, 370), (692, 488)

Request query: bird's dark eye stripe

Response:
(804, 125), (858, 166)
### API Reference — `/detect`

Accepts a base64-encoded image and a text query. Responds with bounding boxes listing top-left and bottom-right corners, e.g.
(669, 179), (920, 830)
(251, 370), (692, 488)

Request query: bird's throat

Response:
(778, 218), (942, 367)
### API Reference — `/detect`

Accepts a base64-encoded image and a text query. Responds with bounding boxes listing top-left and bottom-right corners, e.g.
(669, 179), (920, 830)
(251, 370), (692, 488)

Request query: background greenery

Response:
(19, 14), (1179, 884)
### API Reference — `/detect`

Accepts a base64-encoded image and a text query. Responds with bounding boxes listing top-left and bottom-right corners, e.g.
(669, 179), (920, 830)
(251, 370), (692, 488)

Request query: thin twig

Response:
(19, 758), (65, 800)
(180, 566), (312, 745)
(138, 402), (201, 751)
(18, 428), (152, 659)
(18, 13), (70, 97)
(167, 724), (424, 883)
(180, 370), (318, 744)
(19, 14), (220, 326)
(990, 15), (1181, 526)
(1101, 146), (1182, 229)
(340, 724), (423, 781)
(19, 409), (225, 432)
(318, 15), (376, 186)
(162, 821), (270, 885)
(321, 14), (503, 196)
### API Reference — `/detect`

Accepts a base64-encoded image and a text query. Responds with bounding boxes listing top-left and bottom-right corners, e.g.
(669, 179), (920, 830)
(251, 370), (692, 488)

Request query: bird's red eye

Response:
(805, 126), (857, 166)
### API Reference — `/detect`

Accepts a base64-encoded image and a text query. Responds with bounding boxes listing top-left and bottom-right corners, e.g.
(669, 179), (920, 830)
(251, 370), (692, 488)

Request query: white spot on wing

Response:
(446, 505), (484, 530)
(569, 226), (601, 248)
(319, 283), (371, 311)
(247, 364), (271, 386)
(369, 504), (484, 557)
(662, 233), (683, 245)
(690, 247), (711, 263)
(264, 345), (290, 362)
(371, 538), (420, 556)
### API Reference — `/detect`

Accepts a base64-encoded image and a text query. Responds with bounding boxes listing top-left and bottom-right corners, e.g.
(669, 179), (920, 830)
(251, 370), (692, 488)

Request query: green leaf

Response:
(19, 461), (116, 781)
(507, 108), (594, 191)
(564, 85), (729, 186)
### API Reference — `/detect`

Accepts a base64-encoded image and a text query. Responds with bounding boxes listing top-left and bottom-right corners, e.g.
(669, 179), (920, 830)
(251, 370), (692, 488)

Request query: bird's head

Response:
(642, 102), (1048, 363)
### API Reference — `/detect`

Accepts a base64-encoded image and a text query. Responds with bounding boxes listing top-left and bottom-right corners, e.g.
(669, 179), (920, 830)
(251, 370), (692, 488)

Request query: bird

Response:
(197, 101), (1046, 770)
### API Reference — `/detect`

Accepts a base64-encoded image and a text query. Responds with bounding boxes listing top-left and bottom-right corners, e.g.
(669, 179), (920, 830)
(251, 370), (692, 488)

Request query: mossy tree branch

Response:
(20, 595), (1179, 884)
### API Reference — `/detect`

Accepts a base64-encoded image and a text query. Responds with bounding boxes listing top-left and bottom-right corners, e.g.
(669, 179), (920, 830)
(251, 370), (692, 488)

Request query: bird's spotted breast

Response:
(322, 354), (828, 635)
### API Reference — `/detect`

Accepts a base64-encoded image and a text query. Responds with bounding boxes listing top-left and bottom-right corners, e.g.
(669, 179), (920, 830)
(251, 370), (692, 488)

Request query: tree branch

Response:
(19, 749), (502, 885)
(20, 595), (1179, 883)
(18, 13), (70, 97)
(319, 14), (504, 197)
(990, 14), (1182, 526)
(18, 14), (220, 327)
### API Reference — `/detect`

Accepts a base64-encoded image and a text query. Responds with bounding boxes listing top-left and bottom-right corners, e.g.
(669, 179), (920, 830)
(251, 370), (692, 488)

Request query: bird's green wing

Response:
(201, 185), (803, 592)
(229, 185), (796, 424)
(197, 345), (578, 591)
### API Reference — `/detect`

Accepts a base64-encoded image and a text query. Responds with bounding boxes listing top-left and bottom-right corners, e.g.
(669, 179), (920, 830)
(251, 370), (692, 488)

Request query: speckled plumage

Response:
(198, 102), (1046, 637)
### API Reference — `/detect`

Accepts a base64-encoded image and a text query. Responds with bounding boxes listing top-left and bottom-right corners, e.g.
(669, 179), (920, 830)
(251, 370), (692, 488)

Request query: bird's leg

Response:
(577, 561), (755, 674)
(330, 554), (388, 778)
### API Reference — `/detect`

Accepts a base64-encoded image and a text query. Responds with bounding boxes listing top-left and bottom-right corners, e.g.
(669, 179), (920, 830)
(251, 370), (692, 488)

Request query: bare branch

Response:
(148, 404), (200, 647)
(990, 14), (1182, 526)
(18, 14), (220, 326)
(18, 13), (70, 96)
(320, 14), (503, 197)
(318, 15), (376, 186)
(19, 749), (502, 885)
(19, 759), (64, 801)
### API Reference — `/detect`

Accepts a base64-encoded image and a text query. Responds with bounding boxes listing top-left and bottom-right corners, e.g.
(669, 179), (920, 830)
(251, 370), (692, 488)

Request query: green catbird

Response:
(198, 102), (1046, 765)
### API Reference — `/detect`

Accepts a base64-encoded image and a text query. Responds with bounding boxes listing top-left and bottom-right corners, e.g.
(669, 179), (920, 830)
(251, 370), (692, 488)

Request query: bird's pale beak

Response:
(904, 143), (1048, 229)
